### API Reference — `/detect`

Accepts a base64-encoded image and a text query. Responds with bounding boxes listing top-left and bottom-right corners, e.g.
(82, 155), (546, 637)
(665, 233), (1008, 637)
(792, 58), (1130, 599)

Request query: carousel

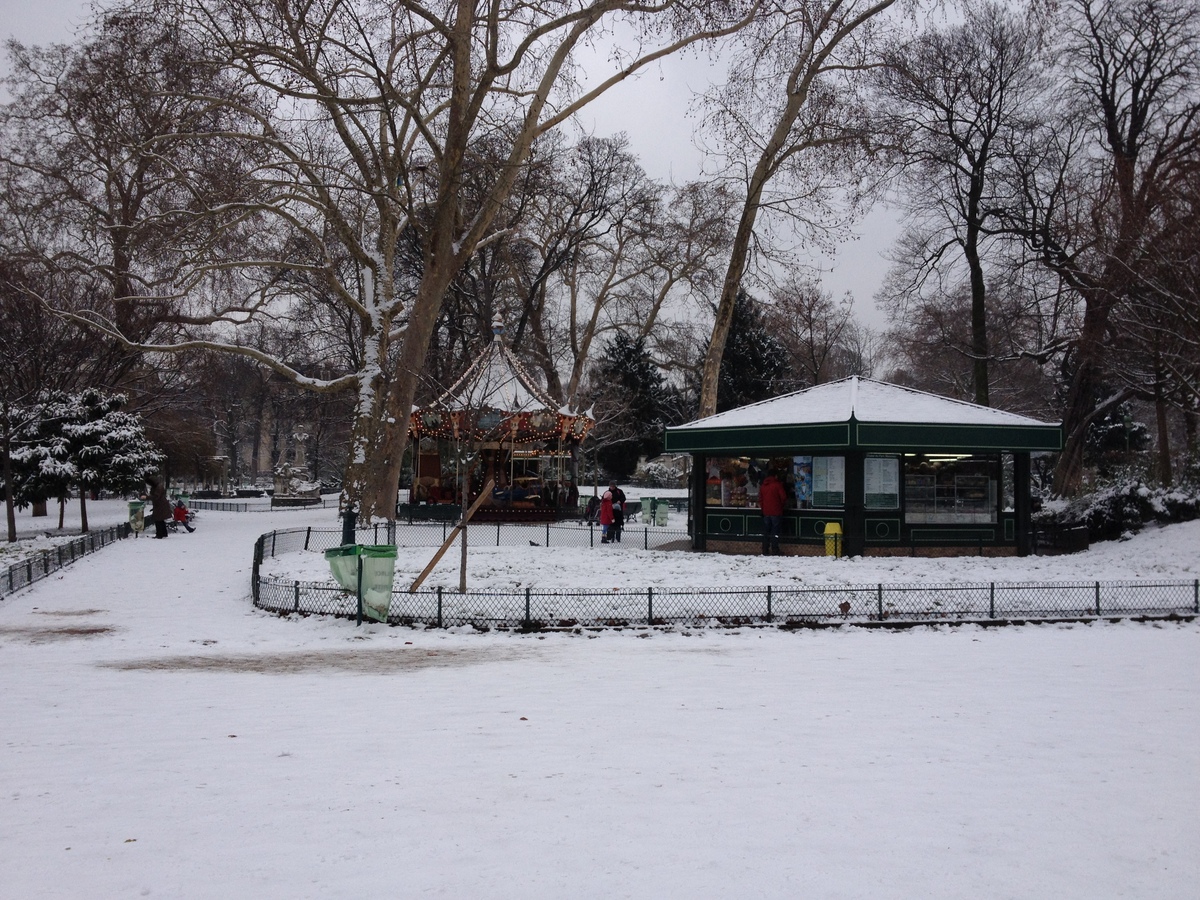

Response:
(404, 317), (595, 522)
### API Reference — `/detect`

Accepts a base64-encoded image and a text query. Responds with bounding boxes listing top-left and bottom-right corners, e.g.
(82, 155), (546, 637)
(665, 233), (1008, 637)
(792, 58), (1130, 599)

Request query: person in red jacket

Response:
(172, 500), (195, 533)
(758, 470), (788, 556)
(599, 489), (615, 543)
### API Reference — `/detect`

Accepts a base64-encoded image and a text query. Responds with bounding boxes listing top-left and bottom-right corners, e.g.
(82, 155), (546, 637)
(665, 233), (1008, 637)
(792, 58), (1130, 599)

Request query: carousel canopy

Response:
(410, 317), (595, 445)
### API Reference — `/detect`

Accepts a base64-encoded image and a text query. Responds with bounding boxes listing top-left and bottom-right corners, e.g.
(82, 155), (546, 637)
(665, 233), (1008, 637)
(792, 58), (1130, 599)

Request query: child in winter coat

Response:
(599, 490), (615, 542)
(172, 500), (195, 533)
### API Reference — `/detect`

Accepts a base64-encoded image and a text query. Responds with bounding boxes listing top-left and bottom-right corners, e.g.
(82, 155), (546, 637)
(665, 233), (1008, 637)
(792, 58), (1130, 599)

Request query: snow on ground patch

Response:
(2, 505), (1198, 898)
(262, 517), (1200, 590)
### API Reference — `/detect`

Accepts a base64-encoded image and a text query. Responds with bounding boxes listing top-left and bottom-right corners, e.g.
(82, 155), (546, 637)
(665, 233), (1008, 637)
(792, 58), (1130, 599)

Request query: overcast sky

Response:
(1, 0), (900, 330)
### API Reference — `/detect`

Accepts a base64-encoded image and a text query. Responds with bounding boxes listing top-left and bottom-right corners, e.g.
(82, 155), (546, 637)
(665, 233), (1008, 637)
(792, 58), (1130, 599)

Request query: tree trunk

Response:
(698, 138), (788, 419)
(1154, 386), (1172, 487)
(1052, 292), (1118, 495)
(3, 431), (16, 543)
(339, 316), (391, 520)
(79, 487), (89, 534)
(964, 220), (990, 406)
(458, 466), (470, 594)
(697, 30), (826, 419)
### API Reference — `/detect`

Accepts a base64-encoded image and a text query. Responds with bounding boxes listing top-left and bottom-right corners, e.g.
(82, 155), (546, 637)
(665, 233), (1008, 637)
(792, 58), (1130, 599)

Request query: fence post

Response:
(648, 587), (654, 625)
(1094, 582), (1101, 616)
(644, 527), (648, 550)
(877, 584), (884, 619)
(1194, 579), (1198, 615)
(989, 583), (995, 619)
(271, 531), (277, 558)
(525, 587), (531, 628)
(437, 585), (443, 629)
(294, 581), (300, 613)
(356, 556), (363, 626)
(546, 522), (550, 547)
(304, 527), (311, 550)
(590, 523), (594, 548)
(766, 585), (772, 622)
(252, 536), (263, 605)
(496, 522), (501, 547)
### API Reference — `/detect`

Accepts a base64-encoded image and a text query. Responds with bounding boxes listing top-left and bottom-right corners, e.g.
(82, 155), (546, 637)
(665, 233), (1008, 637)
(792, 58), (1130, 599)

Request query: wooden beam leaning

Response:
(408, 478), (495, 593)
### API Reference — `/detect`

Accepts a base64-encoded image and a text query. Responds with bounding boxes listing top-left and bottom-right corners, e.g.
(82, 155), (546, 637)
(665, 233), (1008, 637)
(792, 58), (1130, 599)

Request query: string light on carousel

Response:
(407, 314), (595, 521)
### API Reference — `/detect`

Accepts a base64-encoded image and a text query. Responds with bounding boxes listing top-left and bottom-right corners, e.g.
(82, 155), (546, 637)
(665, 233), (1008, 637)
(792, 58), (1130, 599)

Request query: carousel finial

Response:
(492, 313), (505, 341)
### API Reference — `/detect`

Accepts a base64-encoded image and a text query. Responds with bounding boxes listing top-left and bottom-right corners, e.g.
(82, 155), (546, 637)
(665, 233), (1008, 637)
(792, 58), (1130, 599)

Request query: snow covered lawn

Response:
(1, 501), (1198, 897)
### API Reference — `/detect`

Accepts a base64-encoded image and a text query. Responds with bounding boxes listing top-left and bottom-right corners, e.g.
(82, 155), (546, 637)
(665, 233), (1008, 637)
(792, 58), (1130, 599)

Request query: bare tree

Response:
(873, 0), (1041, 405)
(764, 278), (860, 388)
(41, 0), (758, 522)
(1003, 0), (1200, 494)
(695, 0), (903, 418)
(0, 7), (257, 371)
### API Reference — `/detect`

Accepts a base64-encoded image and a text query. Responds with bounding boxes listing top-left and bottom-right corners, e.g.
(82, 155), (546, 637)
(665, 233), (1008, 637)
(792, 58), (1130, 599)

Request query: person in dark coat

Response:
(607, 481), (627, 543)
(147, 476), (172, 539)
(758, 470), (788, 556)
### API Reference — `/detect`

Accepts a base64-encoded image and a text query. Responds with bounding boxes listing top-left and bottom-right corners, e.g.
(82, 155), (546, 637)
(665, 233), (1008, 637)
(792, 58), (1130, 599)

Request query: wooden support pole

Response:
(408, 479), (494, 593)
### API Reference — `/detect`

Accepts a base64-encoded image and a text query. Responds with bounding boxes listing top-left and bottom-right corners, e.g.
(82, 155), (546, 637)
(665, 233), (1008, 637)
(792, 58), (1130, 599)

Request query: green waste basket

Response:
(654, 500), (668, 526)
(358, 545), (398, 623)
(128, 500), (145, 534)
(324, 544), (362, 593)
(324, 544), (397, 623)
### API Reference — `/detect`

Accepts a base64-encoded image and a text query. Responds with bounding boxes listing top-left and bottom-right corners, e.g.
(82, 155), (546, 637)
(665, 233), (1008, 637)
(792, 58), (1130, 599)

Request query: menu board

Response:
(811, 456), (844, 508)
(864, 455), (899, 509)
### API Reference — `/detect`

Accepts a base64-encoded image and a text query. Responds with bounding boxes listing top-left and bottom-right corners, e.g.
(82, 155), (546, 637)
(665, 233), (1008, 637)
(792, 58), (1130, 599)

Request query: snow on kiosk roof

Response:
(665, 377), (1061, 454)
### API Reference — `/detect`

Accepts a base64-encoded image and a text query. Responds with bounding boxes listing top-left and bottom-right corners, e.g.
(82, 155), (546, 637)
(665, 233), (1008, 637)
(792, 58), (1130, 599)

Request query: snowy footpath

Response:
(2, 501), (1198, 898)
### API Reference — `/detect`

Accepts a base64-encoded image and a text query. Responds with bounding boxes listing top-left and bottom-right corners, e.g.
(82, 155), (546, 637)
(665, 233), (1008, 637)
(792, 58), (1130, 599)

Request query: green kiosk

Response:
(665, 377), (1062, 557)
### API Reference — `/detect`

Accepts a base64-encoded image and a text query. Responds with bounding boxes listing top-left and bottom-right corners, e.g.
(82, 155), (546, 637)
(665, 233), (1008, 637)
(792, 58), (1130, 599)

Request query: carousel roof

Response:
(410, 317), (594, 444)
(434, 322), (568, 415)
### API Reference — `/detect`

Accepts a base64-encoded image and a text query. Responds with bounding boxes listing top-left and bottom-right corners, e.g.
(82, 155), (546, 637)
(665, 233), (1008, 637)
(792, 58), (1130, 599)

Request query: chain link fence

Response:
(252, 526), (1200, 628)
(2, 523), (132, 599)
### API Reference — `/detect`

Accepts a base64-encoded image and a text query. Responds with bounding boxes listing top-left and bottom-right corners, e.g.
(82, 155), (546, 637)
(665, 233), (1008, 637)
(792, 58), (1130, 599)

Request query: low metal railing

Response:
(251, 526), (1198, 629)
(1, 523), (131, 598)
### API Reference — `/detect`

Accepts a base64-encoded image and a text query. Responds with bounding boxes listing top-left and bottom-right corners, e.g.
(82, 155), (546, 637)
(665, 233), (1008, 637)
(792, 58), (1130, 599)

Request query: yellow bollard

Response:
(823, 522), (843, 558)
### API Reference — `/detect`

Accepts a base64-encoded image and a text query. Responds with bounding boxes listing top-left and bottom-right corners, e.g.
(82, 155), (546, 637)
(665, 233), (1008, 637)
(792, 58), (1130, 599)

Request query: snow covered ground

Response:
(1, 501), (130, 570)
(260, 513), (1200, 590)
(2, 499), (1198, 897)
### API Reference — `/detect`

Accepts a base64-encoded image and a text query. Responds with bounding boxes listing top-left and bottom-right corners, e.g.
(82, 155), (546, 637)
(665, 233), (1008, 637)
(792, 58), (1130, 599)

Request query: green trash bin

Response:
(324, 544), (397, 623)
(324, 544), (362, 593)
(358, 545), (398, 623)
(654, 500), (668, 526)
(128, 500), (145, 535)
